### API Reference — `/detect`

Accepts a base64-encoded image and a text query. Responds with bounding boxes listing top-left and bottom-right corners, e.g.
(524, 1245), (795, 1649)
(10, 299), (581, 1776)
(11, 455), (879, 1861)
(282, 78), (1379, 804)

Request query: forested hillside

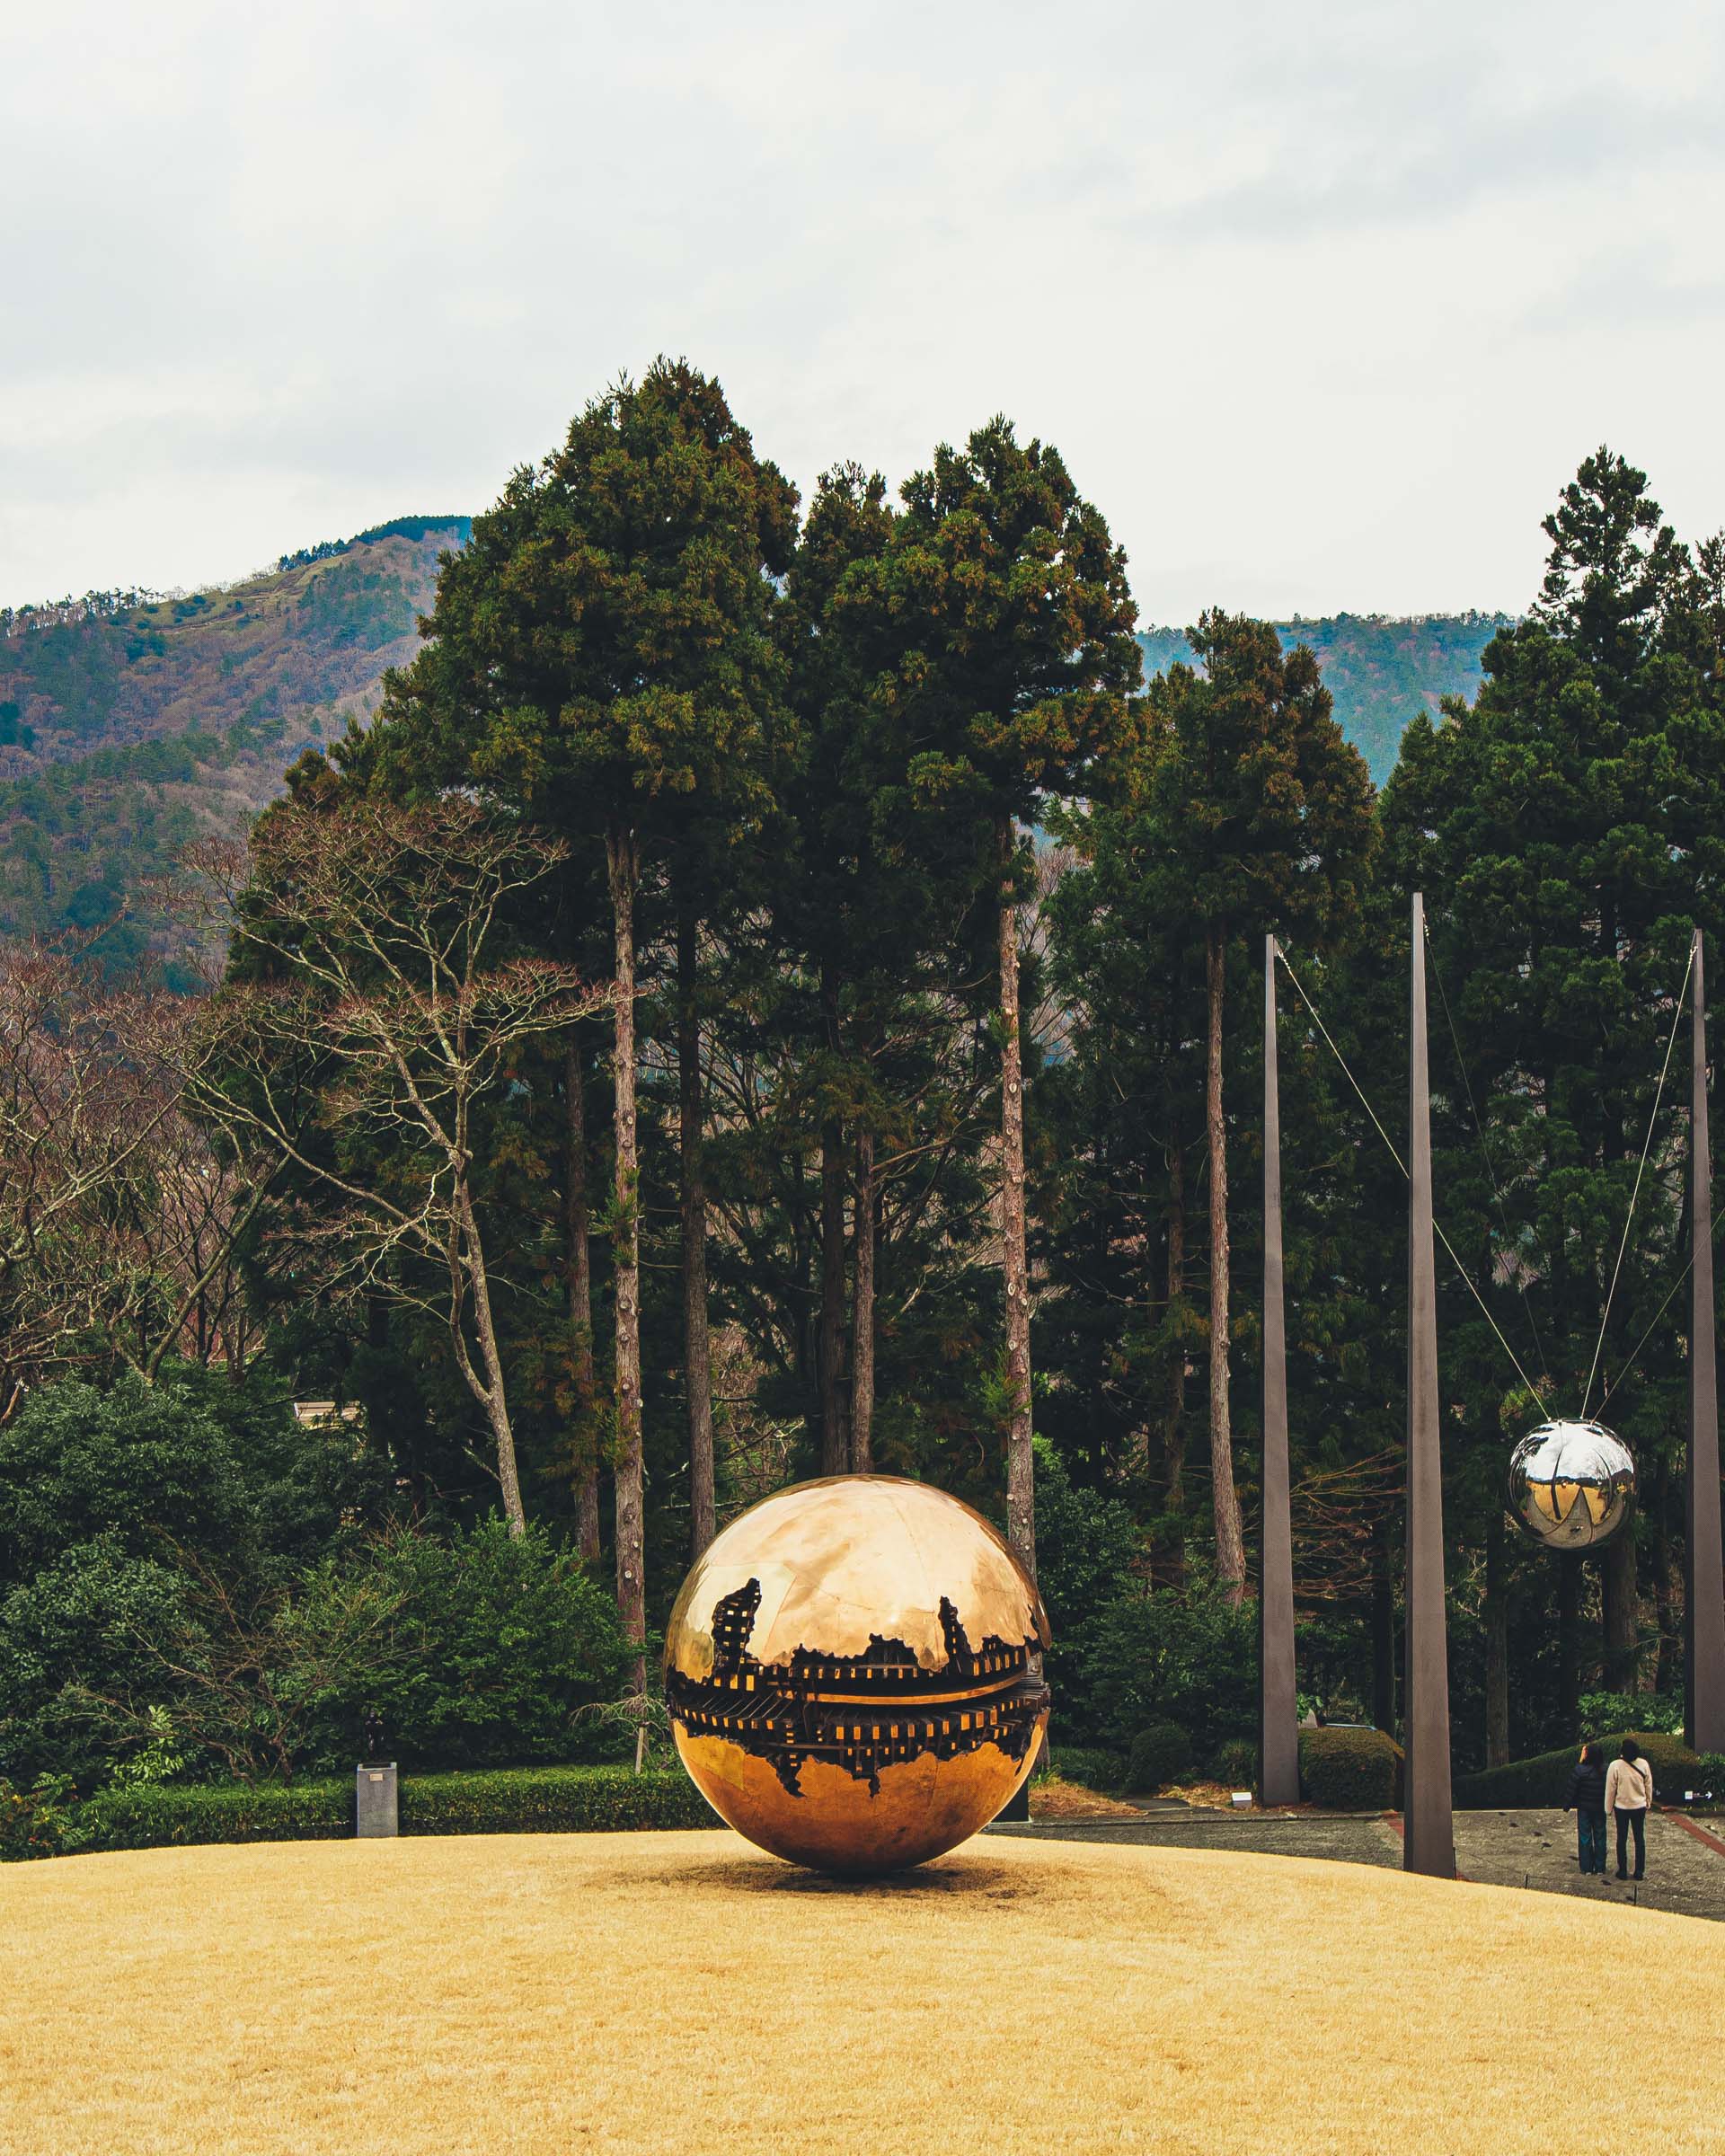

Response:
(1139, 613), (1508, 782)
(0, 508), (1497, 968)
(0, 517), (468, 975)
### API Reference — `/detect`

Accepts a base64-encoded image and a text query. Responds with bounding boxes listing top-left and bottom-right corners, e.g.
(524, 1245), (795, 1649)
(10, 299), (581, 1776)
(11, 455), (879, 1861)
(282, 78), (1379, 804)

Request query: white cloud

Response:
(4, 0), (1722, 617)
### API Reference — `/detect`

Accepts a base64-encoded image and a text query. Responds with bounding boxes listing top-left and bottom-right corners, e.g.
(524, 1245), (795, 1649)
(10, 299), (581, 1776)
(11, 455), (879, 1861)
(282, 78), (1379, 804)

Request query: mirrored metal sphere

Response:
(664, 1475), (1050, 1874)
(1506, 1418), (1636, 1551)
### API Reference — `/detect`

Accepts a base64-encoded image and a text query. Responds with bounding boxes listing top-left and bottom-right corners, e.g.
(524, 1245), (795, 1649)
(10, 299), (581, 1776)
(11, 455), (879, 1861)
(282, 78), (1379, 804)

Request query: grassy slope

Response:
(1139, 613), (1511, 784)
(3, 1832), (1720, 2155)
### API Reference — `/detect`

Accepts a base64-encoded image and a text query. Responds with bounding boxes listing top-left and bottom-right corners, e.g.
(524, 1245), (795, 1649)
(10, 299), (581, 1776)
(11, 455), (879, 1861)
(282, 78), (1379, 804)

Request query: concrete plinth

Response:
(356, 1762), (398, 1838)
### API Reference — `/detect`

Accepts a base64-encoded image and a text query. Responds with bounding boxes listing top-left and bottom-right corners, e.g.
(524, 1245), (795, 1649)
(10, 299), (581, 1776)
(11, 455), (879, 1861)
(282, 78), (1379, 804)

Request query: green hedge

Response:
(69, 1778), (350, 1852)
(1299, 1727), (1402, 1810)
(58, 1765), (720, 1857)
(1454, 1730), (1699, 1810)
(399, 1766), (716, 1836)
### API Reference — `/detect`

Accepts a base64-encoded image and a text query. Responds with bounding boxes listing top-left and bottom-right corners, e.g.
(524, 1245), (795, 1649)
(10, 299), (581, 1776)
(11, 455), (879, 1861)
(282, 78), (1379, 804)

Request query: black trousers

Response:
(1615, 1807), (1647, 1878)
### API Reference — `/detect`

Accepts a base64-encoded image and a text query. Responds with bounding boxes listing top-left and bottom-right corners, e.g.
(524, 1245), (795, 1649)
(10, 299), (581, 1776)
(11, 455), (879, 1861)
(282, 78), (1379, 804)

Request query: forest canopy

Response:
(4, 383), (1724, 1801)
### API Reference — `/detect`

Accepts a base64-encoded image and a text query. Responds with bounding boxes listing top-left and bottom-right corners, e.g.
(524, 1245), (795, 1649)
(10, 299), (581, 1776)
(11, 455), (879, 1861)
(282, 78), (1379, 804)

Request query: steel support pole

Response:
(1689, 929), (1725, 1754)
(1403, 895), (1455, 1877)
(1260, 935), (1299, 1805)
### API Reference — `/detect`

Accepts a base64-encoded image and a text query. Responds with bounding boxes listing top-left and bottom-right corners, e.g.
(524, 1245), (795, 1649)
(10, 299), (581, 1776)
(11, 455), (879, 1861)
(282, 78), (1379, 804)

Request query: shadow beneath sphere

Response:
(639, 1854), (1045, 1900)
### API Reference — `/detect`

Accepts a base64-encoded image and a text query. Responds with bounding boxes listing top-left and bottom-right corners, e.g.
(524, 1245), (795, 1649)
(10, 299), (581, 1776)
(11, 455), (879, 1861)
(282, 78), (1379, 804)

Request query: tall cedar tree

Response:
(856, 420), (1141, 1573)
(1379, 449), (1725, 1711)
(1145, 616), (1375, 1601)
(372, 361), (795, 1678)
(782, 465), (988, 1472)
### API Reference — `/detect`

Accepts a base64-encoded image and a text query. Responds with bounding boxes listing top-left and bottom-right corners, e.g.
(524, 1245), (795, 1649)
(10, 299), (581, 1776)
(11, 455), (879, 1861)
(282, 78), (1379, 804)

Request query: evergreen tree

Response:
(370, 360), (796, 1683)
(856, 419), (1141, 1573)
(1142, 615), (1376, 1601)
(1379, 447), (1725, 1733)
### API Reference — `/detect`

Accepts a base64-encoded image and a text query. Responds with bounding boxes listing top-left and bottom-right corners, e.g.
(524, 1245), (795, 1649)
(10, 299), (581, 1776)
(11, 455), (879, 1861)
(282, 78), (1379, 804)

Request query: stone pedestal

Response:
(356, 1762), (398, 1838)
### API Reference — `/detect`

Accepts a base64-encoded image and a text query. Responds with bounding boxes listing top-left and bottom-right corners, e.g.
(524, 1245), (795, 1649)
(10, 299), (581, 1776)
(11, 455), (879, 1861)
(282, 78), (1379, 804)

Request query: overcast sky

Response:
(4, 1), (1722, 621)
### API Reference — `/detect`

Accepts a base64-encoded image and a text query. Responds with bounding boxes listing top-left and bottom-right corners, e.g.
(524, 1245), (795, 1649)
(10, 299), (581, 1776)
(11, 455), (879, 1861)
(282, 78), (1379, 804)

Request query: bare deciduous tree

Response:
(190, 795), (605, 1533)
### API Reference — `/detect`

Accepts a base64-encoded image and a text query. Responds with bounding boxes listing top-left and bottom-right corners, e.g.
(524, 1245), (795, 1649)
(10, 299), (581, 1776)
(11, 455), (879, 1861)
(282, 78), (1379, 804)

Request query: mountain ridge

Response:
(0, 519), (1504, 970)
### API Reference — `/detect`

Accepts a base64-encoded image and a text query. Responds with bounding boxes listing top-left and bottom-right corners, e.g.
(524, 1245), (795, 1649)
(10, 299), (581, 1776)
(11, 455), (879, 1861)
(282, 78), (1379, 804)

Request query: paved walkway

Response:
(989, 1805), (1725, 1919)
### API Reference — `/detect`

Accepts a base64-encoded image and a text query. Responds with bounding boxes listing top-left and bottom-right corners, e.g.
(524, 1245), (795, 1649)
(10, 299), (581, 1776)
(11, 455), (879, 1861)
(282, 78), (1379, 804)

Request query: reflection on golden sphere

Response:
(664, 1475), (1050, 1874)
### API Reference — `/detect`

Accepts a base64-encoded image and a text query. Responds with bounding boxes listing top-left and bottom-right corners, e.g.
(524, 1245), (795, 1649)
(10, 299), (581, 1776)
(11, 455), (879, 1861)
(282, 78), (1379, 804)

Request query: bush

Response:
(1030, 1447), (1142, 1745)
(285, 1520), (628, 1772)
(1045, 1745), (1125, 1789)
(0, 1774), (76, 1860)
(1086, 1574), (1258, 1763)
(1299, 1727), (1402, 1810)
(1125, 1722), (1192, 1793)
(1577, 1690), (1684, 1738)
(1211, 1737), (1259, 1789)
(1695, 1754), (1725, 1798)
(0, 1538), (195, 1787)
(1455, 1730), (1698, 1809)
(66, 1763), (719, 1854)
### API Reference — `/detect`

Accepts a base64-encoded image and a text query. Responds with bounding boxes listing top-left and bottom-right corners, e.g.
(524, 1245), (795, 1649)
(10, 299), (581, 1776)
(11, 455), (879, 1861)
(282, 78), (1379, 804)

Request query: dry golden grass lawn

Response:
(3, 1830), (1720, 2156)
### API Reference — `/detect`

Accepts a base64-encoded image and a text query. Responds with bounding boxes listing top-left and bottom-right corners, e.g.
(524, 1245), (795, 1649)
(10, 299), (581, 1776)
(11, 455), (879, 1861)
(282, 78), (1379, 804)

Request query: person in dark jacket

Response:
(1563, 1741), (1609, 1874)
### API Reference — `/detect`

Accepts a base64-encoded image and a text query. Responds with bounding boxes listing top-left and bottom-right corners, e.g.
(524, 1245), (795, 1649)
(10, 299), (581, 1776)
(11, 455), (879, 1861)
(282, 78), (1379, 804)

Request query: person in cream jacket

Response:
(1605, 1737), (1654, 1880)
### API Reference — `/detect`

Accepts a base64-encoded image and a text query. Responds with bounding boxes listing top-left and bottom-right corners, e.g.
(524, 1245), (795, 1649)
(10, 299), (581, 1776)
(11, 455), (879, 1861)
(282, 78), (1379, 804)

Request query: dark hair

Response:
(1622, 1738), (1641, 1763)
(1582, 1742), (1603, 1767)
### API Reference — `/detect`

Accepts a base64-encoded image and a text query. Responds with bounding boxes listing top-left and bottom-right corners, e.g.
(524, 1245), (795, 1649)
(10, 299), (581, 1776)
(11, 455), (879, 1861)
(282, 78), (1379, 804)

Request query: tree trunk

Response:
(1158, 1127), (1188, 1583)
(678, 899), (715, 1559)
(1650, 1454), (1677, 1694)
(998, 821), (1034, 1577)
(456, 1181), (526, 1537)
(1557, 1552), (1583, 1730)
(1371, 1534), (1395, 1735)
(850, 1127), (876, 1474)
(1602, 1528), (1640, 1693)
(818, 1120), (849, 1475)
(564, 1038), (600, 1563)
(1484, 1507), (1510, 1767)
(1205, 923), (1245, 1601)
(606, 823), (645, 1695)
(818, 965), (849, 1476)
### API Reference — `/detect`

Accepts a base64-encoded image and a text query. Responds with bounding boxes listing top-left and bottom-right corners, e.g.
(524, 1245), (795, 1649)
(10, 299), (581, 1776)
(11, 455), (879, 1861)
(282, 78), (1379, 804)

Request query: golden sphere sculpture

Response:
(1506, 1418), (1637, 1551)
(664, 1476), (1050, 1874)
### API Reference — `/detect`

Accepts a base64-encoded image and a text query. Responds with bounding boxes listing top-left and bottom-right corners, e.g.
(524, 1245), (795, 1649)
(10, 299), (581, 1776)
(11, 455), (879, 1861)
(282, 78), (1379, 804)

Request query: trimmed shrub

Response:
(400, 1766), (716, 1836)
(1125, 1722), (1192, 1793)
(1211, 1737), (1259, 1789)
(1299, 1727), (1402, 1810)
(66, 1764), (719, 1854)
(70, 1778), (352, 1852)
(1455, 1730), (1698, 1810)
(1694, 1754), (1725, 1798)
(1045, 1745), (1125, 1789)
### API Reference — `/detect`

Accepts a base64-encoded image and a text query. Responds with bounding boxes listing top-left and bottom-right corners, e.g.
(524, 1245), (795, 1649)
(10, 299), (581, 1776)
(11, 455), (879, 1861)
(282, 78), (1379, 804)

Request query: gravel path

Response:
(991, 1803), (1725, 1918)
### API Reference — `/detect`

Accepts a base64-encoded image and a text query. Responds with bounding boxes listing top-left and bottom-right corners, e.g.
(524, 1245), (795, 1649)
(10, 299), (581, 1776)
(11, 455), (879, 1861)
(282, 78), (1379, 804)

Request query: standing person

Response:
(1606, 1737), (1654, 1881)
(1563, 1742), (1609, 1875)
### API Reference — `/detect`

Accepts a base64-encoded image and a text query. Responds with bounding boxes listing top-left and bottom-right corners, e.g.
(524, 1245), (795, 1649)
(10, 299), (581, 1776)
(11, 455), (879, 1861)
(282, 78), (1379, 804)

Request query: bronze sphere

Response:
(664, 1475), (1050, 1874)
(1505, 1418), (1637, 1551)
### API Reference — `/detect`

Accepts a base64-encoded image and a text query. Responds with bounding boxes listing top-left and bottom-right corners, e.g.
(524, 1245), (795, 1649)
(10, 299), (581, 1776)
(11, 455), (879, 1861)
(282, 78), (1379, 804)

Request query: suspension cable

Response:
(1275, 947), (1550, 1418)
(1423, 919), (1553, 1393)
(1581, 934), (1695, 1420)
